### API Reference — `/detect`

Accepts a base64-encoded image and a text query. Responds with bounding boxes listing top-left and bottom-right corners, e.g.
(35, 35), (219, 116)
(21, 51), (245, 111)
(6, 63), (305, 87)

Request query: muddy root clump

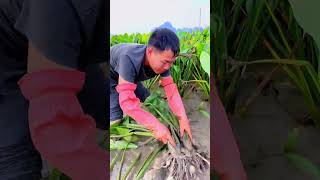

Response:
(156, 139), (210, 180)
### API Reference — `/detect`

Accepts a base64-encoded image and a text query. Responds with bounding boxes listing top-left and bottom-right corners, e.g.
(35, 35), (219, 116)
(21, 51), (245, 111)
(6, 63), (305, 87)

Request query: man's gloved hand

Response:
(18, 69), (107, 180)
(179, 117), (192, 140)
(116, 83), (176, 146)
(153, 122), (176, 146)
(160, 76), (192, 141)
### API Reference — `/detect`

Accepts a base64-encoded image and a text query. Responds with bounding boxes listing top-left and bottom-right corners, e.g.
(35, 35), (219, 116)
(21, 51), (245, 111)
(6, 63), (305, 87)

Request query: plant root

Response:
(157, 139), (210, 180)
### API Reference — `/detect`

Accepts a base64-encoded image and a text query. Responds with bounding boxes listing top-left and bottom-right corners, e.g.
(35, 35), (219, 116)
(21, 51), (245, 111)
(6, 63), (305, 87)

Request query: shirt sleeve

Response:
(114, 55), (137, 83)
(14, 0), (82, 68)
(160, 70), (171, 77)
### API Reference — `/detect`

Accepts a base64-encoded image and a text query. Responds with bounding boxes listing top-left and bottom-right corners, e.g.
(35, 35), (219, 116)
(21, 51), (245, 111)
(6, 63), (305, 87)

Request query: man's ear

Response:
(146, 47), (153, 56)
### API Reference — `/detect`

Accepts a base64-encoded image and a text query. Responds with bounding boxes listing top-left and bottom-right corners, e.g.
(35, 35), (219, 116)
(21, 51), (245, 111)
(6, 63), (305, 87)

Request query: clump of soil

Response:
(155, 138), (210, 180)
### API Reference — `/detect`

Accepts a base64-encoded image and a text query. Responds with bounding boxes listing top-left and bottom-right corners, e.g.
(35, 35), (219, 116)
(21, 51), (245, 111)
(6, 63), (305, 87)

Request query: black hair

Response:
(147, 28), (180, 57)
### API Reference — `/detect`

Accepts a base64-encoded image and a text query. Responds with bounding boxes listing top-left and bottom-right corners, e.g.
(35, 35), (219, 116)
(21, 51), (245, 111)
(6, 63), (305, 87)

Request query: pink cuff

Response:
(160, 76), (174, 87)
(18, 69), (85, 100)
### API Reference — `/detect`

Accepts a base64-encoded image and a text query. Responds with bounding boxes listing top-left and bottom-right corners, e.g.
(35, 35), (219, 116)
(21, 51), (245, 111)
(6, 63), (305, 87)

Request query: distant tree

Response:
(158, 21), (177, 32)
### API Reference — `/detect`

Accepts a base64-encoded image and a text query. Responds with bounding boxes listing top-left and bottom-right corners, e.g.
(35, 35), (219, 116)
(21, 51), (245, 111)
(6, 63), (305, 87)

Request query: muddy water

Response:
(110, 90), (210, 180)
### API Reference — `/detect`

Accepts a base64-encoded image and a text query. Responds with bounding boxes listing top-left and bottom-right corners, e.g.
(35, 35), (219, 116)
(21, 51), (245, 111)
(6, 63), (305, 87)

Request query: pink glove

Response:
(116, 83), (176, 147)
(212, 79), (247, 180)
(160, 76), (192, 141)
(18, 69), (107, 180)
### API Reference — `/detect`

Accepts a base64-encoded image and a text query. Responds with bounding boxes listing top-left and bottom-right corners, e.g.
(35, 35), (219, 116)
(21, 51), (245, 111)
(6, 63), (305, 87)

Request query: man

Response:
(110, 28), (247, 180)
(110, 28), (192, 146)
(0, 0), (107, 179)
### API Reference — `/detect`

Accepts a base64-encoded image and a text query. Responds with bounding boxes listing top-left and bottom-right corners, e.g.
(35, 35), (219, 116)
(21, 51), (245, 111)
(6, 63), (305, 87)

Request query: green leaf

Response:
(142, 34), (149, 44)
(180, 48), (189, 54)
(49, 169), (70, 180)
(123, 135), (140, 142)
(197, 101), (206, 110)
(110, 140), (138, 150)
(117, 144), (129, 180)
(133, 132), (153, 137)
(135, 145), (165, 179)
(172, 64), (180, 74)
(284, 128), (299, 153)
(115, 127), (130, 135)
(122, 152), (141, 180)
(285, 152), (320, 179)
(109, 127), (119, 135)
(199, 109), (210, 119)
(110, 151), (121, 172)
(246, 0), (254, 15)
(196, 43), (205, 57)
(200, 51), (210, 76)
(288, 0), (320, 53)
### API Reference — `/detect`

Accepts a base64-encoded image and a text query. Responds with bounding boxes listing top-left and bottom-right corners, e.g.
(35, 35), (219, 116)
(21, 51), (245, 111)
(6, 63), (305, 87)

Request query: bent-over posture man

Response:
(110, 28), (192, 146)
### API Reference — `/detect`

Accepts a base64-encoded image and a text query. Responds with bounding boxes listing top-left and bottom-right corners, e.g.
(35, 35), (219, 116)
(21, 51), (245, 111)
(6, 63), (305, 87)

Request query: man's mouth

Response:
(158, 69), (166, 74)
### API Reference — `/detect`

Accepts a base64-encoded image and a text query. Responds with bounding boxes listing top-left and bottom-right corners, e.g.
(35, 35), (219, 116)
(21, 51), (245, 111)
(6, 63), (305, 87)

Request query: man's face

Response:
(147, 47), (176, 74)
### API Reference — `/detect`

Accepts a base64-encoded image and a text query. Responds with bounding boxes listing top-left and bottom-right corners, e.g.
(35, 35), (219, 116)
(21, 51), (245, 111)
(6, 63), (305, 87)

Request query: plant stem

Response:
(122, 153), (141, 180)
(110, 151), (121, 172)
(117, 149), (126, 180)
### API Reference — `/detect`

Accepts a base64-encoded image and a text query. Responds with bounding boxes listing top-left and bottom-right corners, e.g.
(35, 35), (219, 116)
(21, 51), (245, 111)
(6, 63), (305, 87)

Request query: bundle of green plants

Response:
(109, 89), (210, 179)
(137, 90), (210, 179)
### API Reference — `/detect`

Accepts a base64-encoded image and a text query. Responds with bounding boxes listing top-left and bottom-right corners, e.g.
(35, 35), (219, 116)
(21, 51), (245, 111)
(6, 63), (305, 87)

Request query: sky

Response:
(110, 0), (210, 34)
